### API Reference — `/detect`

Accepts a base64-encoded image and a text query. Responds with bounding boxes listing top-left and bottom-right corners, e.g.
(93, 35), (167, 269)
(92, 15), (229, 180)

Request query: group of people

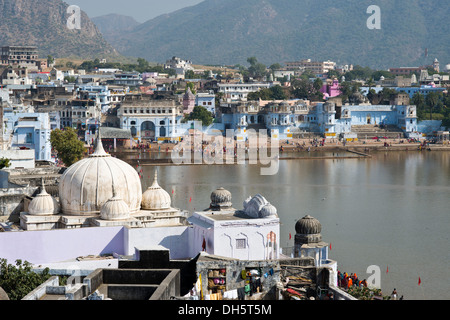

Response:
(337, 271), (367, 289)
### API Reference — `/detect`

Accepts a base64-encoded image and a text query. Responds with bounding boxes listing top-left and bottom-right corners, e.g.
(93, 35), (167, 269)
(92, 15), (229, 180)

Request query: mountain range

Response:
(0, 0), (118, 60)
(1, 0), (449, 69)
(93, 0), (450, 69)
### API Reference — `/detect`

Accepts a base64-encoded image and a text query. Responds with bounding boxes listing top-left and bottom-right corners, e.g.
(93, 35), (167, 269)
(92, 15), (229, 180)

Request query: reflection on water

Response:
(119, 150), (450, 300)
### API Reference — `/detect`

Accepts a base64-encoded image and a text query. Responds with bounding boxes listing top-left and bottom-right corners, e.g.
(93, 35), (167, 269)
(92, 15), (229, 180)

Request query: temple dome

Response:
(243, 194), (277, 219)
(141, 170), (171, 210)
(100, 196), (131, 221)
(295, 215), (322, 235)
(243, 196), (252, 210)
(28, 182), (59, 216)
(210, 187), (232, 210)
(260, 203), (278, 218)
(58, 132), (142, 216)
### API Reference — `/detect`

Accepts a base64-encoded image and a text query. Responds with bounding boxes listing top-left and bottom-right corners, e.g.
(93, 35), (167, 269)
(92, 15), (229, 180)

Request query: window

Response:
(236, 239), (246, 249)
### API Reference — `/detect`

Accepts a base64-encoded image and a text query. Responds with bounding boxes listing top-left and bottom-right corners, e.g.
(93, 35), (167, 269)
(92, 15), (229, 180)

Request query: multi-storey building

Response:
(218, 83), (271, 102)
(0, 46), (39, 70)
(285, 59), (336, 75)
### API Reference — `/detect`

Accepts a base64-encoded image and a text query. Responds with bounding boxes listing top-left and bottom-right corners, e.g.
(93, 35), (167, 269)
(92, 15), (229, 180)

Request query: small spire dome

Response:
(295, 215), (323, 244)
(295, 215), (322, 234)
(28, 179), (59, 216)
(100, 196), (131, 221)
(260, 203), (278, 218)
(141, 170), (171, 210)
(210, 187), (232, 210)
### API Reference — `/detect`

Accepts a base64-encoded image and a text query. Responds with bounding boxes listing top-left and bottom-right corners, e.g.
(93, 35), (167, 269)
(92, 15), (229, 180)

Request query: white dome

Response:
(260, 203), (278, 218)
(28, 182), (59, 216)
(58, 134), (142, 216)
(242, 194), (278, 219)
(244, 194), (269, 219)
(243, 196), (252, 210)
(100, 196), (131, 221)
(141, 170), (171, 210)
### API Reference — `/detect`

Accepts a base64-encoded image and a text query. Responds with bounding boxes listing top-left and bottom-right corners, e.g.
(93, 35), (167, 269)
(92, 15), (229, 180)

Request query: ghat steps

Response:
(352, 125), (405, 139)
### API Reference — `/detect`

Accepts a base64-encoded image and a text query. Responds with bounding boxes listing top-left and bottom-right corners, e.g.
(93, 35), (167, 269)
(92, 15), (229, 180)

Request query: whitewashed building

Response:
(118, 94), (185, 142)
(188, 188), (280, 261)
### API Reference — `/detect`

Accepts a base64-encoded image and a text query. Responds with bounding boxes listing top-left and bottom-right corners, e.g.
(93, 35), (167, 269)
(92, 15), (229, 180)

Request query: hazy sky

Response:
(67, 0), (204, 23)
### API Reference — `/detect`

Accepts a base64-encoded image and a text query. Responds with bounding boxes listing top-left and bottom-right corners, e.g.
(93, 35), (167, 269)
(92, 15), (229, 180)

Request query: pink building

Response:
(320, 79), (342, 99)
(183, 87), (196, 114)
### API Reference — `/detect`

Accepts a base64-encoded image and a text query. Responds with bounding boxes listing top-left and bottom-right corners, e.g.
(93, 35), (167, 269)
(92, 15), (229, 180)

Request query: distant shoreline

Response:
(110, 141), (450, 166)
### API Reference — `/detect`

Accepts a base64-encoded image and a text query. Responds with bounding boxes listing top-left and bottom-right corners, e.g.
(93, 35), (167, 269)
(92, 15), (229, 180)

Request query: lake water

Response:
(125, 150), (450, 300)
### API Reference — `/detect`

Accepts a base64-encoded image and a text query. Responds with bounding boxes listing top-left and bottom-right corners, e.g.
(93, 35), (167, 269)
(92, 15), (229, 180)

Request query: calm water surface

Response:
(124, 150), (450, 300)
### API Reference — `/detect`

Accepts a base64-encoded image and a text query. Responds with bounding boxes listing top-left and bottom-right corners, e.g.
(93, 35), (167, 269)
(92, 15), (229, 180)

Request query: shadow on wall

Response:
(100, 227), (126, 256)
(158, 227), (191, 259)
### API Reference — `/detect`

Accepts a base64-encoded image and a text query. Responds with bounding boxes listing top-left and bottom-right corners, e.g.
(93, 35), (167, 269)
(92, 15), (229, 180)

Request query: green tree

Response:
(186, 106), (213, 126)
(412, 92), (426, 120)
(136, 57), (149, 72)
(291, 79), (312, 99)
(0, 157), (11, 169)
(47, 55), (54, 66)
(50, 128), (85, 167)
(186, 82), (197, 95)
(247, 57), (267, 80)
(0, 259), (51, 300)
(327, 69), (341, 79)
(365, 78), (376, 90)
(425, 91), (443, 120)
(269, 63), (282, 72)
(313, 78), (323, 92)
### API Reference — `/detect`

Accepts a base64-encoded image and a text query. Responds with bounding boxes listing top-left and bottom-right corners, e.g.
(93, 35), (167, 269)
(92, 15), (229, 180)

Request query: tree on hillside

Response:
(50, 127), (85, 167)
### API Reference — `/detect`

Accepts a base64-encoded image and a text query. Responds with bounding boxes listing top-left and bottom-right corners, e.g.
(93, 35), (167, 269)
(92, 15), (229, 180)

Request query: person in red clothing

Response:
(341, 276), (348, 289)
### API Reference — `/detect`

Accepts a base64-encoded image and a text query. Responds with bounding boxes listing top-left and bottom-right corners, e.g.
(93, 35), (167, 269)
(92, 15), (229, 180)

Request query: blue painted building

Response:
(78, 85), (111, 113)
(196, 92), (216, 115)
(3, 112), (53, 162)
(219, 96), (419, 140)
(360, 85), (446, 99)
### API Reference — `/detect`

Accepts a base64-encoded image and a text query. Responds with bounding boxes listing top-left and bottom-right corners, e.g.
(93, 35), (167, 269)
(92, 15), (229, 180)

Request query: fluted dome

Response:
(58, 132), (142, 216)
(295, 215), (323, 245)
(295, 215), (322, 235)
(243, 194), (278, 219)
(210, 187), (232, 210)
(100, 196), (130, 221)
(243, 196), (252, 210)
(260, 203), (278, 218)
(141, 170), (171, 210)
(28, 182), (59, 216)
